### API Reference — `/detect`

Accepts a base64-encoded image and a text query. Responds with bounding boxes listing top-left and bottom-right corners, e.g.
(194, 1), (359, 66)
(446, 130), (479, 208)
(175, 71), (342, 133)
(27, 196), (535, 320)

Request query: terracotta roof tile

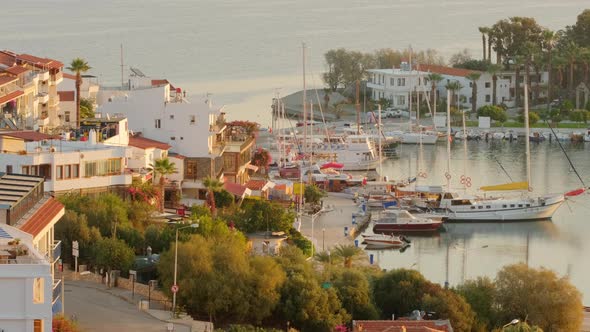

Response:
(353, 320), (452, 332)
(19, 197), (64, 238)
(0, 76), (18, 86)
(246, 179), (267, 190)
(168, 152), (186, 160)
(415, 64), (480, 77)
(18, 54), (63, 69)
(3, 65), (29, 76)
(128, 136), (171, 150)
(0, 131), (60, 142)
(0, 90), (24, 105)
(63, 73), (77, 80)
(151, 79), (170, 86)
(0, 51), (17, 66)
(57, 91), (76, 102)
(224, 182), (248, 197)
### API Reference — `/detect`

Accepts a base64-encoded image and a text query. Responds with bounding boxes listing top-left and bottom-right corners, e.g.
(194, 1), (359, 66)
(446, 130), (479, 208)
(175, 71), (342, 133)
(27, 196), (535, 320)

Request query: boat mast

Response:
(356, 80), (361, 135)
(309, 101), (314, 184)
(462, 110), (468, 192)
(302, 42), (307, 168)
(446, 90), (452, 190)
(378, 104), (383, 179)
(524, 80), (532, 192)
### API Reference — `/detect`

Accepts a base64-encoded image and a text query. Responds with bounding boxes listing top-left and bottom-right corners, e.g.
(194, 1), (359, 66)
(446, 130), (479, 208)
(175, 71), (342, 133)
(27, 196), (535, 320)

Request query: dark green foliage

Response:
(373, 269), (430, 319)
(455, 277), (497, 331)
(214, 189), (234, 209)
(116, 225), (145, 253)
(287, 228), (313, 257)
(304, 184), (326, 205)
(54, 210), (102, 266)
(453, 59), (491, 71)
(92, 238), (135, 272)
(331, 268), (379, 320)
(233, 199), (294, 234)
(477, 105), (508, 123)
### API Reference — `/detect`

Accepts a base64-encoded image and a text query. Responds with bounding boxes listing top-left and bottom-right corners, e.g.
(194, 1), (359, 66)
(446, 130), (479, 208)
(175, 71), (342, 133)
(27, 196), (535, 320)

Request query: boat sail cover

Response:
(480, 181), (529, 191)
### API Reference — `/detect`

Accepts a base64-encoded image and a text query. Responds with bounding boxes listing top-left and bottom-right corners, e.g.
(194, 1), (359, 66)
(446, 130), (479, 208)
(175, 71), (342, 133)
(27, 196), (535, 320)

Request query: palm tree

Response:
(67, 58), (91, 128)
(478, 27), (490, 61)
(487, 64), (503, 105)
(445, 81), (463, 108)
(332, 244), (363, 268)
(562, 42), (581, 100)
(580, 48), (590, 84)
(148, 158), (177, 212)
(466, 72), (482, 113)
(542, 29), (558, 107)
(427, 73), (443, 112)
(203, 176), (223, 216)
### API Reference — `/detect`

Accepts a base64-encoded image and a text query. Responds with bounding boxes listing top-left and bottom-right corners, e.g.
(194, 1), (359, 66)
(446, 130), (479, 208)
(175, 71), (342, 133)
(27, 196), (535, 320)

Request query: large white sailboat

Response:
(429, 83), (567, 221)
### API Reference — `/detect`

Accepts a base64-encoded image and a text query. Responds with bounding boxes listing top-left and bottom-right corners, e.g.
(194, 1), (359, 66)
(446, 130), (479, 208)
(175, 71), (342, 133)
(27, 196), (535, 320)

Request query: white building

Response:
(0, 173), (65, 332)
(0, 224), (53, 332)
(367, 63), (511, 111)
(97, 76), (229, 206)
(0, 50), (64, 132)
(0, 121), (132, 195)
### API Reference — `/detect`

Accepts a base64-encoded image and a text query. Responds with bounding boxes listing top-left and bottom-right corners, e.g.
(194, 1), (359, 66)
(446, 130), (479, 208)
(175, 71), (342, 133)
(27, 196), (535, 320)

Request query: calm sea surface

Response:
(4, 0), (589, 303)
(376, 140), (590, 305)
(3, 0), (589, 123)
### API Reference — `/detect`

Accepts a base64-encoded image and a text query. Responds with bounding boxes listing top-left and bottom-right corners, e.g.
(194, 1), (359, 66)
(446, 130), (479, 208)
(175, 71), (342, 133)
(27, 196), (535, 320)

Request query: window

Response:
(64, 165), (71, 179)
(34, 319), (43, 332)
(6, 165), (12, 173)
(33, 278), (44, 304)
(65, 111), (70, 122)
(56, 165), (63, 180)
(390, 78), (395, 86)
(396, 95), (406, 106)
(169, 114), (175, 120)
(84, 159), (122, 177)
(518, 204), (523, 207)
(170, 137), (176, 141)
(185, 160), (197, 179)
(486, 205), (491, 209)
(469, 82), (473, 87)
(510, 204), (515, 208)
(190, 115), (196, 124)
(224, 154), (236, 171)
(502, 205), (507, 208)
(478, 206), (483, 209)
(72, 164), (79, 178)
(471, 206), (476, 209)
(155, 119), (161, 128)
(526, 204), (531, 207)
(397, 78), (406, 86)
(485, 95), (491, 102)
(22, 166), (29, 175)
(485, 82), (491, 88)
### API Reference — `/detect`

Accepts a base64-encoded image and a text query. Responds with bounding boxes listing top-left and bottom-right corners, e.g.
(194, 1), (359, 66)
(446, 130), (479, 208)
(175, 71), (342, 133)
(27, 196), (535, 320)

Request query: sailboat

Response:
(429, 83), (567, 221)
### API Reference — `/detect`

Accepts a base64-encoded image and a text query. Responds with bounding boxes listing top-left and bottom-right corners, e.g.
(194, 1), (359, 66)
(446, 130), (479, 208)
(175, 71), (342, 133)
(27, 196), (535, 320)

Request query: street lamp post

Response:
(172, 223), (199, 317)
(502, 319), (520, 330)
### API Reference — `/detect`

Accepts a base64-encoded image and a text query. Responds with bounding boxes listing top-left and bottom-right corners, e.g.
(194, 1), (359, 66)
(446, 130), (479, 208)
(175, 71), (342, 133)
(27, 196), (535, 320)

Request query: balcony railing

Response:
(52, 241), (61, 263)
(37, 92), (49, 104)
(53, 278), (62, 302)
(50, 72), (63, 85)
(38, 71), (50, 81)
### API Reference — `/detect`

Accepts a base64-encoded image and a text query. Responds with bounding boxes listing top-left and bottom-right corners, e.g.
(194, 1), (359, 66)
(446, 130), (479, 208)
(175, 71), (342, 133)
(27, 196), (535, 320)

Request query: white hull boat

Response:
(361, 233), (411, 248)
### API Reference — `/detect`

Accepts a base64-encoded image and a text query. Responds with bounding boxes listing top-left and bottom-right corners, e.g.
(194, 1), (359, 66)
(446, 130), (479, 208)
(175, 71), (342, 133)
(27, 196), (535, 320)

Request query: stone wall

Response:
(116, 276), (169, 302)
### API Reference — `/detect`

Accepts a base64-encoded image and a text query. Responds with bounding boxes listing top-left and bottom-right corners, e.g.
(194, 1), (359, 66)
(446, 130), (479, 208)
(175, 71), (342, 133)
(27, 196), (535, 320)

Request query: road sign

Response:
(171, 284), (179, 293)
(72, 241), (79, 257)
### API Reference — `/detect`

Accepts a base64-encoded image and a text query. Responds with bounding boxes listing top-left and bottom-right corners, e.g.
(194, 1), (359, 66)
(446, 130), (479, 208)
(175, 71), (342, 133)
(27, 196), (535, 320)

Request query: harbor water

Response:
(372, 139), (590, 305)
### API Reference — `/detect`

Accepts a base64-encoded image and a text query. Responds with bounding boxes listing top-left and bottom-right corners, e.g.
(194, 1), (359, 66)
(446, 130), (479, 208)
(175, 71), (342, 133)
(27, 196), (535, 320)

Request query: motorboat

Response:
(361, 233), (411, 248)
(492, 132), (505, 140)
(373, 209), (445, 233)
(529, 131), (545, 142)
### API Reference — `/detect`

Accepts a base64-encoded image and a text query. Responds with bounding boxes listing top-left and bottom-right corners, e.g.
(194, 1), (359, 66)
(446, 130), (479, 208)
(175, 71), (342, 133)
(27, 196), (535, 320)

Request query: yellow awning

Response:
(293, 183), (305, 195)
(480, 181), (529, 191)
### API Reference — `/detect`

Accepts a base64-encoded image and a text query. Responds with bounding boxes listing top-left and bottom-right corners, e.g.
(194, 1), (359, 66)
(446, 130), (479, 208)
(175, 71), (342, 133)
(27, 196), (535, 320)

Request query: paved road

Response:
(64, 281), (181, 332)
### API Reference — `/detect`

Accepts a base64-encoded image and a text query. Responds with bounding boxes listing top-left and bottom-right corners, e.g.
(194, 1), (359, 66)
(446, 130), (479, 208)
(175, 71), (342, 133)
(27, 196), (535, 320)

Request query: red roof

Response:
(415, 64), (480, 77)
(63, 73), (77, 80)
(19, 197), (64, 238)
(169, 152), (186, 160)
(152, 79), (170, 86)
(224, 182), (248, 197)
(245, 179), (266, 191)
(0, 90), (24, 105)
(353, 320), (452, 332)
(0, 51), (17, 66)
(3, 65), (29, 76)
(128, 136), (171, 150)
(0, 131), (60, 142)
(57, 91), (75, 102)
(17, 54), (63, 70)
(0, 76), (18, 86)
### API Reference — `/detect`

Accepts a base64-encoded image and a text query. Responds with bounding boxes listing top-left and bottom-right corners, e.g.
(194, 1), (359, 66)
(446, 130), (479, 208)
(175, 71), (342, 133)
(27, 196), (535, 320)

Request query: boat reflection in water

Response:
(364, 219), (573, 288)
